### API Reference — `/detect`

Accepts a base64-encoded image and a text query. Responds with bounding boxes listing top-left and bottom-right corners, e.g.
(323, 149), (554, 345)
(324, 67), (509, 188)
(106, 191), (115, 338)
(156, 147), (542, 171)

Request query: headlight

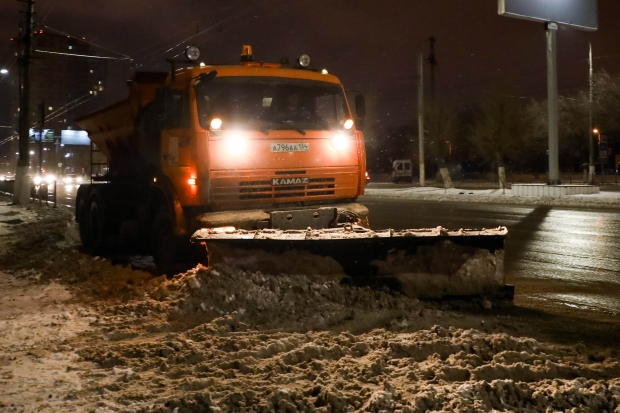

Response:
(76, 176), (83, 183)
(33, 176), (42, 185)
(185, 46), (200, 61)
(225, 134), (247, 154)
(297, 54), (310, 67)
(210, 118), (222, 130)
(330, 134), (349, 151)
(45, 174), (56, 184)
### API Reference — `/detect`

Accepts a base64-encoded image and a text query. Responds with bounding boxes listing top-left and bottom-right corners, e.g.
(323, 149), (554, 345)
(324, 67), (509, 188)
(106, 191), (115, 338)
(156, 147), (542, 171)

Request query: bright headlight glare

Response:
(76, 176), (83, 183)
(331, 134), (348, 151)
(210, 118), (222, 130)
(45, 174), (56, 184)
(225, 135), (247, 154)
(343, 119), (354, 130)
(34, 176), (42, 185)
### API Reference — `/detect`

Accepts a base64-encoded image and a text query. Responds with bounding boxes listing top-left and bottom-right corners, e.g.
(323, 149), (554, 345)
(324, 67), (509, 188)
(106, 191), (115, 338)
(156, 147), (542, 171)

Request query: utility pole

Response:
(417, 53), (425, 187)
(546, 22), (560, 185)
(38, 102), (44, 175)
(427, 37), (437, 102)
(13, 0), (35, 204)
(588, 42), (594, 184)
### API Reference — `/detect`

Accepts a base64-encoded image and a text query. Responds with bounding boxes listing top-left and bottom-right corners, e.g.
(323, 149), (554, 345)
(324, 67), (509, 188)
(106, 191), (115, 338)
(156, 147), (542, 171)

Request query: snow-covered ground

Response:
(1, 199), (620, 412)
(364, 186), (620, 209)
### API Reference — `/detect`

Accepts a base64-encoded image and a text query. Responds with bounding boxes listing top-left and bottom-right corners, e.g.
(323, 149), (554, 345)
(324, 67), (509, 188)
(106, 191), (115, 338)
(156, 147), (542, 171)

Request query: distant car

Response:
(62, 174), (83, 185)
(33, 174), (56, 185)
(392, 159), (413, 183)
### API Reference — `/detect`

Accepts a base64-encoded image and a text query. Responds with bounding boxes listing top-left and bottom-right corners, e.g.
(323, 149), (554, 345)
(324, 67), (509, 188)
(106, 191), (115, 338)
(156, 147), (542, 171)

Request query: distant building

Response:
(9, 29), (105, 134)
(3, 30), (107, 176)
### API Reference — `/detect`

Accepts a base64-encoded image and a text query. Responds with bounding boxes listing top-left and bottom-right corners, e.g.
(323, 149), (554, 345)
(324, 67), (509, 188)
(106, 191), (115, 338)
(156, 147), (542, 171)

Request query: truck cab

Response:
(74, 46), (368, 273)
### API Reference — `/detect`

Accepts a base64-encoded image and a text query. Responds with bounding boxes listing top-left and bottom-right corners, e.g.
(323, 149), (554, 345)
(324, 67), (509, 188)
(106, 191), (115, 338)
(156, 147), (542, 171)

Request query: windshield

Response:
(195, 76), (350, 132)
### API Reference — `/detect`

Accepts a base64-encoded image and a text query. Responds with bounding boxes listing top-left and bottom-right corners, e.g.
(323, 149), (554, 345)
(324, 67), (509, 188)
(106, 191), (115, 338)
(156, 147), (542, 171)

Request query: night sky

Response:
(1, 0), (620, 148)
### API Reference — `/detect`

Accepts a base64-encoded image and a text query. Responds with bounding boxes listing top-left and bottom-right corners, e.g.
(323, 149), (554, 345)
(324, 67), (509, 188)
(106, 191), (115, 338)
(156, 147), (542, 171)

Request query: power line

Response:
(34, 49), (130, 61)
(128, 2), (243, 60)
(41, 25), (131, 59)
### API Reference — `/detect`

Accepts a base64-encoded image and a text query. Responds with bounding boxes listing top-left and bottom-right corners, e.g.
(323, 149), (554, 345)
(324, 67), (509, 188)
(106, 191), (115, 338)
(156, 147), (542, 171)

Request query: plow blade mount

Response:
(192, 225), (512, 301)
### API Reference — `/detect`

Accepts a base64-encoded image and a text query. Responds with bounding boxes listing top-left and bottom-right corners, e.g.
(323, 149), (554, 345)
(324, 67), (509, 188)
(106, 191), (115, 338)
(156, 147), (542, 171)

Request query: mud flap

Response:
(192, 226), (510, 300)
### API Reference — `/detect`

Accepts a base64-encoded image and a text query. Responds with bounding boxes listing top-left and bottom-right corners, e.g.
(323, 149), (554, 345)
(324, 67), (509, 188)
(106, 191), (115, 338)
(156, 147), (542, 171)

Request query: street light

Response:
(0, 69), (8, 75)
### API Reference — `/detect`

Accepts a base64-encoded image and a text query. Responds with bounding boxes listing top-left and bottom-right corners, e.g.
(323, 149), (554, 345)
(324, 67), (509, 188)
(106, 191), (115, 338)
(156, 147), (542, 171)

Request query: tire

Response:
(89, 192), (112, 253)
(77, 196), (92, 248)
(151, 207), (191, 276)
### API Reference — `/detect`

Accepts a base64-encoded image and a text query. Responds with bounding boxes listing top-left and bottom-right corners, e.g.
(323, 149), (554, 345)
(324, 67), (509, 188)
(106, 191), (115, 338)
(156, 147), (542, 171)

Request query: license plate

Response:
(272, 177), (310, 186)
(270, 143), (309, 152)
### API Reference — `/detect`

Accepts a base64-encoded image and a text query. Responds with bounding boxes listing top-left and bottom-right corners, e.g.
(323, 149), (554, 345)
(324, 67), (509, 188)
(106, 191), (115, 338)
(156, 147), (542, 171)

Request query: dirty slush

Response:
(0, 203), (619, 412)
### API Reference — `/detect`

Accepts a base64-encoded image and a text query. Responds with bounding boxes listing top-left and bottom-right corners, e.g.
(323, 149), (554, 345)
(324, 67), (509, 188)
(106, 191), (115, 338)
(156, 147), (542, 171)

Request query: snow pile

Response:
(116, 264), (426, 332)
(364, 187), (620, 208)
(78, 320), (620, 412)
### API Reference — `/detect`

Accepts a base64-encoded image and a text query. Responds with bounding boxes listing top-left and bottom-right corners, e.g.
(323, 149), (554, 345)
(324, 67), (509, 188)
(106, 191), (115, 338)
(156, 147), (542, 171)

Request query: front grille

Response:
(236, 176), (336, 200)
(275, 170), (307, 175)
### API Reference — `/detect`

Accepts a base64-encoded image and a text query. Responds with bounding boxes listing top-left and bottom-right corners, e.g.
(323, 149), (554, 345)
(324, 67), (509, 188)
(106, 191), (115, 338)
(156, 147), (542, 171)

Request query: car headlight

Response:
(45, 174), (56, 184)
(33, 176), (42, 185)
(225, 134), (247, 154)
(76, 177), (83, 183)
(330, 134), (349, 151)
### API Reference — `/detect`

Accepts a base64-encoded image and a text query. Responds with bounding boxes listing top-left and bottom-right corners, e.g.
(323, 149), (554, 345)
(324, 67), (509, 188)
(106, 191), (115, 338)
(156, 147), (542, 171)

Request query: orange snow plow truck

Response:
(75, 46), (512, 300)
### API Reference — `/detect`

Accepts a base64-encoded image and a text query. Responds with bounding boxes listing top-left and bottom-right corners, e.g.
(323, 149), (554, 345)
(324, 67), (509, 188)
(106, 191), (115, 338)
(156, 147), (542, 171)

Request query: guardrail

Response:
(0, 178), (57, 207)
(0, 179), (15, 195)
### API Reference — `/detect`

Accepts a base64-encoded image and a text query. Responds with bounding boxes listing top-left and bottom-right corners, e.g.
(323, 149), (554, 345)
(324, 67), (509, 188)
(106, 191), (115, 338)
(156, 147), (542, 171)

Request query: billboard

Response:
(61, 130), (90, 146)
(499, 0), (598, 31)
(29, 128), (54, 143)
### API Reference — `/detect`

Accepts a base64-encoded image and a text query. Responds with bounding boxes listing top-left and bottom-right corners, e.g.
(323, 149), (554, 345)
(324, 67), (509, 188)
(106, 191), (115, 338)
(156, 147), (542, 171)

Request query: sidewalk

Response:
(363, 186), (620, 209)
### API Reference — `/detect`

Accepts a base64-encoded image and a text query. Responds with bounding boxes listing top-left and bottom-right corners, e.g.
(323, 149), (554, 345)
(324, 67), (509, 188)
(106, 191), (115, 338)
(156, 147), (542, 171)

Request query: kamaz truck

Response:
(75, 46), (510, 300)
(75, 46), (369, 273)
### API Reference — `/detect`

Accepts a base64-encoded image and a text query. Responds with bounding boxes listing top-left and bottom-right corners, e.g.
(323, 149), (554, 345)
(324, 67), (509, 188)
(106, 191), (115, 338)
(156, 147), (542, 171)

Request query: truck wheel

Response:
(77, 196), (92, 248)
(151, 207), (189, 276)
(89, 194), (109, 253)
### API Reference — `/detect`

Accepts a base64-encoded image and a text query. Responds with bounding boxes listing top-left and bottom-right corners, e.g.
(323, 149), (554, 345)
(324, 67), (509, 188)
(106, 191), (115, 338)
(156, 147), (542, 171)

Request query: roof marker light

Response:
(344, 119), (354, 130)
(321, 69), (328, 75)
(241, 45), (254, 62)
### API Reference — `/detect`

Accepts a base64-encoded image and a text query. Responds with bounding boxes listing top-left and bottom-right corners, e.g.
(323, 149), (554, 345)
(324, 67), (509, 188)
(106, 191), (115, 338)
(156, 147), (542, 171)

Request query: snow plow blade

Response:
(191, 226), (512, 301)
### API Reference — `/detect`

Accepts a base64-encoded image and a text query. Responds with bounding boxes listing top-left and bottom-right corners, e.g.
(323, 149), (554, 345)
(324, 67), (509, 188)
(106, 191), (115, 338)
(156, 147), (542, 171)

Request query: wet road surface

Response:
(360, 196), (620, 323)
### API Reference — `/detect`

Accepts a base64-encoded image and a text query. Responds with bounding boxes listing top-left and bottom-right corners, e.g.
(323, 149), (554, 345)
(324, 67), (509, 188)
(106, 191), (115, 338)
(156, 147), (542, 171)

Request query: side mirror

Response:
(355, 94), (366, 119)
(193, 70), (218, 92)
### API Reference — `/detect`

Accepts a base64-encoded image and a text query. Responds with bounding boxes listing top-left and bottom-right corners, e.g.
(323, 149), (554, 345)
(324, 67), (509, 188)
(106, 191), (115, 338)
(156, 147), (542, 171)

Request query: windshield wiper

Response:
(271, 120), (306, 136)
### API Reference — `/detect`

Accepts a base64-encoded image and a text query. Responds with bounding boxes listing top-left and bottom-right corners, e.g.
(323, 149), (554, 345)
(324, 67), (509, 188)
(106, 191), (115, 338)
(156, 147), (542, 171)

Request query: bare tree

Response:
(425, 101), (456, 189)
(470, 90), (523, 191)
(592, 71), (620, 133)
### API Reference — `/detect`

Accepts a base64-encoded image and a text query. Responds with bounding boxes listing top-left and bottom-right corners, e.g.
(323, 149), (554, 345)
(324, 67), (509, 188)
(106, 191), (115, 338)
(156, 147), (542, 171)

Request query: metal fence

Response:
(0, 179), (57, 206)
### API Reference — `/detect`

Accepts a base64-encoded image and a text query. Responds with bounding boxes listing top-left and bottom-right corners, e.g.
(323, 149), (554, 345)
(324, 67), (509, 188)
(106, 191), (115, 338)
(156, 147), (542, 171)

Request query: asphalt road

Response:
(360, 195), (620, 323)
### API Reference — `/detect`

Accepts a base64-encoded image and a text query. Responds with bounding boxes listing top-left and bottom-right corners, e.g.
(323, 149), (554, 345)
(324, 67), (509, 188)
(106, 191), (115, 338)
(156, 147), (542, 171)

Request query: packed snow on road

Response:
(1, 201), (619, 412)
